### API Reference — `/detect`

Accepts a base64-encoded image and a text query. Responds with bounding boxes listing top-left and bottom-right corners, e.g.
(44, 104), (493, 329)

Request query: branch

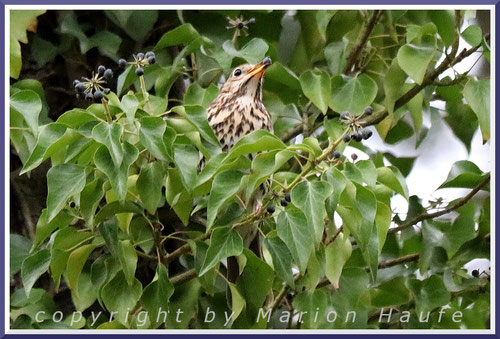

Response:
(170, 268), (197, 285)
(388, 173), (490, 235)
(343, 10), (384, 74)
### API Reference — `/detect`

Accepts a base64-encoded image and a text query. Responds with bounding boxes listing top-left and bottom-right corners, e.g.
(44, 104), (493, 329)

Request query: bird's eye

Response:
(233, 69), (242, 77)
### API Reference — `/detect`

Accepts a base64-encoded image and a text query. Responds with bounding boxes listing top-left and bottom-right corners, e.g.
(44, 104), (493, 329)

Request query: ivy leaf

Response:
(439, 160), (487, 189)
(165, 168), (193, 226)
(461, 25), (482, 46)
(397, 35), (436, 85)
(199, 227), (244, 276)
(276, 207), (314, 273)
(206, 170), (244, 229)
(263, 236), (295, 288)
(407, 275), (450, 314)
(105, 10), (158, 42)
(429, 10), (455, 47)
(94, 142), (139, 201)
(33, 209), (74, 249)
(316, 10), (337, 40)
(10, 89), (42, 135)
(224, 130), (286, 162)
(290, 180), (333, 246)
(222, 38), (269, 65)
(376, 166), (409, 200)
(139, 116), (173, 162)
(171, 105), (220, 146)
(46, 163), (86, 222)
(80, 178), (105, 228)
(67, 244), (96, 298)
(330, 74), (378, 115)
(325, 233), (352, 288)
(173, 144), (199, 192)
(141, 263), (174, 327)
(121, 93), (139, 123)
(21, 249), (51, 297)
(91, 122), (124, 167)
(155, 23), (201, 49)
(324, 38), (348, 76)
(137, 161), (165, 214)
(102, 271), (143, 325)
(383, 59), (407, 116)
(299, 70), (331, 114)
(463, 78), (490, 142)
(183, 83), (219, 107)
(10, 234), (32, 278)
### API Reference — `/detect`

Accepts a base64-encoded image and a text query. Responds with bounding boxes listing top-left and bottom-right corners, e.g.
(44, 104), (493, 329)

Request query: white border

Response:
(4, 4), (496, 335)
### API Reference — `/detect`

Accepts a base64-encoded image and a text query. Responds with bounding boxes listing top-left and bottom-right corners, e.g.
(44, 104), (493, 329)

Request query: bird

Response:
(205, 57), (273, 290)
(207, 56), (273, 152)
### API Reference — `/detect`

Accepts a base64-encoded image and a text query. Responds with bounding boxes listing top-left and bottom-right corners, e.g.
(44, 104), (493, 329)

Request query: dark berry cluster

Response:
(340, 106), (374, 143)
(73, 65), (113, 101)
(118, 51), (156, 77)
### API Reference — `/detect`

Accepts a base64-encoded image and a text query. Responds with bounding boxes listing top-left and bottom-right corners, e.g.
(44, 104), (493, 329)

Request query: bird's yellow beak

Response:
(246, 57), (272, 78)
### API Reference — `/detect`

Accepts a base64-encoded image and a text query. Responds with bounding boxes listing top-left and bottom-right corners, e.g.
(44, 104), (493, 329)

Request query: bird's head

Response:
(219, 56), (272, 102)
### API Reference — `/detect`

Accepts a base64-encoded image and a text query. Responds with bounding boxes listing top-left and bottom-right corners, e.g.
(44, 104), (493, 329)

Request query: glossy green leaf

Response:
(407, 275), (450, 314)
(46, 163), (86, 222)
(33, 209), (74, 249)
(290, 180), (333, 245)
(10, 89), (42, 135)
(276, 207), (314, 273)
(10, 234), (32, 277)
(206, 170), (244, 229)
(263, 236), (295, 288)
(225, 130), (286, 162)
(139, 116), (173, 162)
(463, 78), (490, 142)
(121, 94), (139, 123)
(155, 23), (201, 49)
(325, 233), (352, 288)
(137, 162), (165, 214)
(200, 227), (244, 276)
(21, 249), (51, 297)
(376, 166), (409, 200)
(330, 74), (378, 115)
(102, 270), (143, 325)
(173, 144), (199, 192)
(91, 122), (124, 167)
(397, 35), (436, 84)
(141, 263), (174, 327)
(172, 105), (220, 146)
(324, 38), (348, 76)
(300, 70), (331, 114)
(461, 25), (482, 46)
(429, 10), (455, 47)
(67, 244), (96, 297)
(222, 38), (269, 65)
(439, 160), (486, 189)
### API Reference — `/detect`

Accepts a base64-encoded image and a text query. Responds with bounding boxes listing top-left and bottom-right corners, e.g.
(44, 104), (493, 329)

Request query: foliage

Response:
(10, 9), (490, 330)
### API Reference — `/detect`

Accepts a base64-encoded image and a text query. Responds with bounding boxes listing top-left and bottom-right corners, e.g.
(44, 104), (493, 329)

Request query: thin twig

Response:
(388, 173), (490, 235)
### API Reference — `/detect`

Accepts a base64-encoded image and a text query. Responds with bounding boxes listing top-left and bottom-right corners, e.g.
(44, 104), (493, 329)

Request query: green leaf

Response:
(461, 25), (482, 46)
(21, 123), (68, 174)
(139, 116), (173, 162)
(105, 10), (158, 41)
(80, 178), (105, 228)
(371, 277), (411, 307)
(10, 234), (32, 277)
(46, 163), (86, 222)
(325, 233), (352, 288)
(439, 160), (486, 189)
(173, 144), (199, 192)
(165, 168), (193, 226)
(200, 227), (243, 276)
(225, 130), (286, 162)
(94, 142), (139, 201)
(206, 170), (244, 229)
(121, 94), (139, 123)
(172, 105), (220, 146)
(141, 263), (174, 327)
(265, 62), (302, 91)
(95, 200), (143, 225)
(407, 275), (450, 314)
(137, 162), (165, 214)
(117, 240), (138, 286)
(290, 180), (333, 246)
(330, 74), (378, 115)
(222, 38), (269, 65)
(383, 59), (407, 116)
(463, 78), (490, 142)
(375, 201), (392, 253)
(376, 166), (409, 200)
(102, 271), (143, 325)
(10, 89), (42, 135)
(429, 10), (456, 47)
(276, 207), (314, 273)
(91, 122), (124, 167)
(33, 209), (74, 249)
(155, 23), (201, 49)
(183, 83), (219, 107)
(299, 70), (331, 114)
(316, 10), (337, 40)
(56, 108), (97, 129)
(445, 101), (478, 152)
(10, 10), (46, 78)
(117, 65), (136, 96)
(21, 249), (51, 297)
(263, 236), (295, 288)
(228, 282), (246, 322)
(67, 244), (96, 297)
(324, 38), (348, 76)
(397, 35), (436, 84)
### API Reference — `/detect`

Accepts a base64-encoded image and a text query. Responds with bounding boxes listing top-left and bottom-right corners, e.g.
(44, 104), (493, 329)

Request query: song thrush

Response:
(207, 56), (273, 152)
(206, 57), (273, 289)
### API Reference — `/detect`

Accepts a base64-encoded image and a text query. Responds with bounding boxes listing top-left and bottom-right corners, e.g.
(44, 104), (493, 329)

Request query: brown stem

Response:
(170, 268), (197, 285)
(388, 173), (490, 235)
(377, 253), (420, 269)
(343, 10), (383, 75)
